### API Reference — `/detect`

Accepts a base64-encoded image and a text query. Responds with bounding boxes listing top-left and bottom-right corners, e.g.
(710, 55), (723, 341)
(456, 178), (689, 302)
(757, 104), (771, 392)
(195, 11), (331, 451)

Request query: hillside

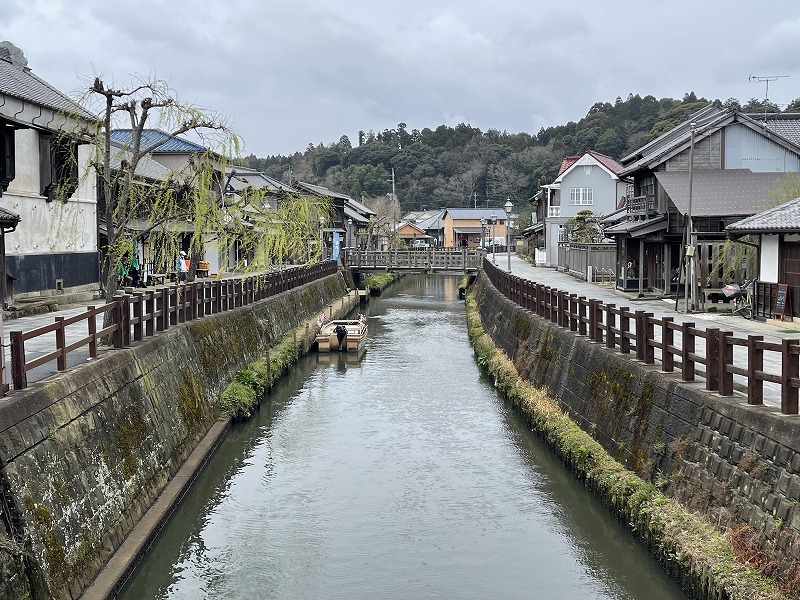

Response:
(239, 93), (799, 224)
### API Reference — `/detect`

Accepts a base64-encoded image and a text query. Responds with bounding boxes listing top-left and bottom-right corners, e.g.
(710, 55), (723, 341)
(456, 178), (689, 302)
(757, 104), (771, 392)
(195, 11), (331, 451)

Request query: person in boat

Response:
(334, 324), (348, 349)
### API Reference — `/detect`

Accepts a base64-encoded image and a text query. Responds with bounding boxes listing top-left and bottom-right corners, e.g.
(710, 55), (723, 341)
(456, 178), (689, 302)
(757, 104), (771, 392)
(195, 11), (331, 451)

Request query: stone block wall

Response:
(474, 272), (800, 576)
(0, 273), (348, 600)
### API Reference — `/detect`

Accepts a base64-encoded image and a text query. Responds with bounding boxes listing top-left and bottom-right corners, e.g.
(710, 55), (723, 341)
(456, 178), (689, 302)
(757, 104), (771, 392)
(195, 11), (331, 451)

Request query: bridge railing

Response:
(8, 261), (338, 391)
(483, 258), (800, 415)
(345, 248), (485, 270)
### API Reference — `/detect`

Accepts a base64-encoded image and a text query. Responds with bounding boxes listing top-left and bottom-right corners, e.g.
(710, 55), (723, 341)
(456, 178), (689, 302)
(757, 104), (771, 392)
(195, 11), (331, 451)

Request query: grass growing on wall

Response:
(362, 272), (401, 293)
(464, 290), (787, 600)
(217, 331), (299, 420)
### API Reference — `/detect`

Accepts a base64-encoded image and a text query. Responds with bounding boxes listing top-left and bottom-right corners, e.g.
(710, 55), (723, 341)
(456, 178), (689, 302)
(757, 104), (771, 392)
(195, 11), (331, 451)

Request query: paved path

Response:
(489, 253), (800, 411)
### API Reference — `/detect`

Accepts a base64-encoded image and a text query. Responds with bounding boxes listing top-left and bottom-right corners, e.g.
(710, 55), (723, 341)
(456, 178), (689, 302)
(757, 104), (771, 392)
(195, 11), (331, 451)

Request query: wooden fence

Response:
(484, 258), (800, 415)
(9, 261), (338, 391)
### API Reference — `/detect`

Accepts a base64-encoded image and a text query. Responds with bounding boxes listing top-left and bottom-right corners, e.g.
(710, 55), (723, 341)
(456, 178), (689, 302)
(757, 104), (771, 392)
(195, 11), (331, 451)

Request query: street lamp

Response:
(504, 199), (513, 272)
(347, 218), (353, 250)
(319, 217), (326, 261)
(480, 218), (486, 250)
(490, 213), (497, 265)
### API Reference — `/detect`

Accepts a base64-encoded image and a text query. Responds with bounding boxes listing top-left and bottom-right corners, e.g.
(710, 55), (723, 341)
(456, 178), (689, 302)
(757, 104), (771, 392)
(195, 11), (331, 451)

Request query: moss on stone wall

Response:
(466, 285), (787, 600)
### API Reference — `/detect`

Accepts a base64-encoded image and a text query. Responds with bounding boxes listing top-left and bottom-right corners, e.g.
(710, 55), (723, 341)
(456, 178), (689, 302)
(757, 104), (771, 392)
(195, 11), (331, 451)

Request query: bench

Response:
(196, 268), (210, 278)
(148, 273), (168, 286)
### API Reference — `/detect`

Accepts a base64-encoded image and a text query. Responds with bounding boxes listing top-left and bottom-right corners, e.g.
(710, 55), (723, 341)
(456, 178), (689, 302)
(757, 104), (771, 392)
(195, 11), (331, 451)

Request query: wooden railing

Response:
(9, 261), (338, 390)
(344, 248), (485, 272)
(484, 258), (800, 415)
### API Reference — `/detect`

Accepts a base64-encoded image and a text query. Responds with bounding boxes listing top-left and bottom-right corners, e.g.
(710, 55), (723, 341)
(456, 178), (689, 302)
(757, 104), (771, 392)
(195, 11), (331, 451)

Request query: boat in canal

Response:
(315, 315), (367, 353)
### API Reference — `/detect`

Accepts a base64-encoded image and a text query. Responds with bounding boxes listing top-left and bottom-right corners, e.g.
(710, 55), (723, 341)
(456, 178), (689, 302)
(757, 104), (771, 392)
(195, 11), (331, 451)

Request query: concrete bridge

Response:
(344, 248), (485, 273)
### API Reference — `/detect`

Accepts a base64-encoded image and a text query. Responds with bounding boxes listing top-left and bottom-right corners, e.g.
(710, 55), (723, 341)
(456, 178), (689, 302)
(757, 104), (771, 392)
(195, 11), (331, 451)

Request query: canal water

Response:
(118, 275), (688, 600)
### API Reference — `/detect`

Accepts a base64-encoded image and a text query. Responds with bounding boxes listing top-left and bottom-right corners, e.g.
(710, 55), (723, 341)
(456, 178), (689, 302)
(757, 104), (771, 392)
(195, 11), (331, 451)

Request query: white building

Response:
(0, 41), (99, 305)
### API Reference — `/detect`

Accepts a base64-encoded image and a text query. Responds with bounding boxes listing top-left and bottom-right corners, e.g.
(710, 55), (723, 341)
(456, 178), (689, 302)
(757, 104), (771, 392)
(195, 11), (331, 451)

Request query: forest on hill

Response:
(239, 93), (800, 219)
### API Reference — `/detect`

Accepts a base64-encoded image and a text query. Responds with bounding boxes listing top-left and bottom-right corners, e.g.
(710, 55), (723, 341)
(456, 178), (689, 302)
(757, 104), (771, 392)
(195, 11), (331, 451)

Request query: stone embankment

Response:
(0, 273), (356, 600)
(471, 271), (799, 599)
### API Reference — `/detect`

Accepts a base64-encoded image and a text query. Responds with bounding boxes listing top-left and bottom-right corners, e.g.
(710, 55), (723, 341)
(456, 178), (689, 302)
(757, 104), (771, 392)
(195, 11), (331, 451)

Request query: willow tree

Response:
(81, 75), (329, 301)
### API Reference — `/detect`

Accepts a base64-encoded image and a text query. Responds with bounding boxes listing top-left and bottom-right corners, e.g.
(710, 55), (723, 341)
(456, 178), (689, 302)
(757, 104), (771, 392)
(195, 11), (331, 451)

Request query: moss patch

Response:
(465, 289), (788, 600)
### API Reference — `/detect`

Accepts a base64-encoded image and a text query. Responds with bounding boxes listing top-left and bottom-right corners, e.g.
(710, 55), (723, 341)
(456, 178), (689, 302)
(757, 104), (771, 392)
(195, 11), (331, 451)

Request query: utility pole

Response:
(684, 123), (697, 313)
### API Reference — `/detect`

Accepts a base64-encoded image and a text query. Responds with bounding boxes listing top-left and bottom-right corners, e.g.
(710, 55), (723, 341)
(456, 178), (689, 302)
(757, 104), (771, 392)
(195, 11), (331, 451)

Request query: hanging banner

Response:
(332, 232), (341, 261)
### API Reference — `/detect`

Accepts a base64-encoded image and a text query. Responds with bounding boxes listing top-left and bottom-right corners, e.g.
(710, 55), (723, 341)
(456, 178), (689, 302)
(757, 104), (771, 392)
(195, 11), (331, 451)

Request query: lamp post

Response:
(684, 122), (696, 313)
(490, 213), (497, 265)
(319, 217), (326, 261)
(347, 218), (353, 261)
(504, 199), (513, 273)
(480, 218), (486, 251)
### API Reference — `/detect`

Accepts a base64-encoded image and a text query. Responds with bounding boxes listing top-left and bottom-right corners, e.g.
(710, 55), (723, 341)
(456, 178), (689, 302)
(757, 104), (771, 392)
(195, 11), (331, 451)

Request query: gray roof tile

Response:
(727, 195), (800, 233)
(0, 41), (95, 122)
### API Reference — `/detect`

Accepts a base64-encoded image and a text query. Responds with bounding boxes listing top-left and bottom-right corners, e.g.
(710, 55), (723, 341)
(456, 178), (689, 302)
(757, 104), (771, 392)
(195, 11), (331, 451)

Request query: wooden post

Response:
(747, 335), (764, 405)
(662, 316), (674, 372)
(133, 292), (144, 341)
(681, 322), (696, 382)
(620, 308), (630, 354)
(644, 312), (654, 364)
(718, 330), (734, 396)
(145, 292), (154, 337)
(569, 294), (578, 332)
(594, 300), (604, 344)
(114, 300), (124, 348)
(578, 297), (587, 336)
(606, 304), (616, 349)
(705, 328), (720, 391)
(88, 306), (98, 358)
(53, 317), (66, 371)
(10, 330), (26, 390)
(635, 310), (646, 361)
(780, 339), (799, 415)
(588, 299), (597, 341)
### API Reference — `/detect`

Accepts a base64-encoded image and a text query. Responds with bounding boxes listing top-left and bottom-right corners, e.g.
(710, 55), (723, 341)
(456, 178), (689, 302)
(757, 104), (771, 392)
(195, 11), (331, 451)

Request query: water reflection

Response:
(117, 275), (687, 600)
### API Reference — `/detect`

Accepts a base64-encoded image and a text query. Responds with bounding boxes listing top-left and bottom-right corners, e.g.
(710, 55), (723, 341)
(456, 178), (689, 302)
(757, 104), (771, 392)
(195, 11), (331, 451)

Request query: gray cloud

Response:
(7, 0), (800, 155)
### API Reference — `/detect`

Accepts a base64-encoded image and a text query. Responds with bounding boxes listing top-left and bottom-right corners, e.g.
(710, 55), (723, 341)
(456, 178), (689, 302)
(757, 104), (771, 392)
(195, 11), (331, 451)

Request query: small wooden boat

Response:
(315, 317), (367, 353)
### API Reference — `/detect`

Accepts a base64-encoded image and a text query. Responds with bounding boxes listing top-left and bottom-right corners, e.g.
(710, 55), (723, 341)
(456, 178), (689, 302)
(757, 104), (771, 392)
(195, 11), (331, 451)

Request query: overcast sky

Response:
(5, 1), (800, 157)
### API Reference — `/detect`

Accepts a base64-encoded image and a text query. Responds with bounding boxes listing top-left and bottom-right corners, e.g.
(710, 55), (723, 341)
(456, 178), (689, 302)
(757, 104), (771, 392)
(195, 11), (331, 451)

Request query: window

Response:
(569, 187), (593, 205)
(0, 125), (14, 196)
(40, 132), (78, 202)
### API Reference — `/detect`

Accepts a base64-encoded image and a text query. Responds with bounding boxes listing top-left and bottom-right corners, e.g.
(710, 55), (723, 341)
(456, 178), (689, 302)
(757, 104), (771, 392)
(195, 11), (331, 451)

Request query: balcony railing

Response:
(548, 206), (561, 218)
(627, 195), (655, 218)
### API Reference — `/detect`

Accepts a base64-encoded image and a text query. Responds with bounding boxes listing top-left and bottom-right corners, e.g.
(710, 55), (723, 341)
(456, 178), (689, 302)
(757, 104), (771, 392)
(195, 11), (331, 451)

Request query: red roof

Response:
(557, 156), (580, 176)
(585, 150), (624, 175)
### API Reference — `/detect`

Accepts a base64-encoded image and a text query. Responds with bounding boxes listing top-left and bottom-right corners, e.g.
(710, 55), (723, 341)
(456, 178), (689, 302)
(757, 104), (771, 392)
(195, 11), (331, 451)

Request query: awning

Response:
(654, 169), (784, 217)
(453, 227), (483, 234)
(604, 215), (667, 238)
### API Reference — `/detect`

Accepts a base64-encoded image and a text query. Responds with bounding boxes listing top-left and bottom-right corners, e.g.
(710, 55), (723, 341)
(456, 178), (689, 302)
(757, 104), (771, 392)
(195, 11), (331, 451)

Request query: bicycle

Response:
(722, 279), (755, 319)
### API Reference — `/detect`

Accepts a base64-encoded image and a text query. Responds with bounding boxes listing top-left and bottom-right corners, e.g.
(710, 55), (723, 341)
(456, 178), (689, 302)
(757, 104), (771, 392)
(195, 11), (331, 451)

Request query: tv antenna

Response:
(749, 74), (789, 122)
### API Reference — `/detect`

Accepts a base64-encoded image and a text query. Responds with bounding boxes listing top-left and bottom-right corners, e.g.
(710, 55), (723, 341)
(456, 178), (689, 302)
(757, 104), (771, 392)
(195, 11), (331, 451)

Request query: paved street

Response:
(4, 260), (800, 411)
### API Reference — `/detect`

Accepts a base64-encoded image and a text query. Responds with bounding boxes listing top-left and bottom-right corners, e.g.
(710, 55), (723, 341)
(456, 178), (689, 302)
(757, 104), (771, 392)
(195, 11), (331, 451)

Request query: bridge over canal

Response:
(344, 248), (484, 273)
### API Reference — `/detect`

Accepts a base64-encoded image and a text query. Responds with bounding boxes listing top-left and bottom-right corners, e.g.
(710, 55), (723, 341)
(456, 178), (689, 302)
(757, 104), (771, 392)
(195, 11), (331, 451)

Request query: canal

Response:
(117, 275), (688, 599)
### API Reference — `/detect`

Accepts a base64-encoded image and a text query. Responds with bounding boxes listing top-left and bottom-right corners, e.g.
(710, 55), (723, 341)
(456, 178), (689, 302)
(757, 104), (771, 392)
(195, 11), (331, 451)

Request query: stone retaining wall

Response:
(0, 273), (349, 600)
(474, 272), (800, 583)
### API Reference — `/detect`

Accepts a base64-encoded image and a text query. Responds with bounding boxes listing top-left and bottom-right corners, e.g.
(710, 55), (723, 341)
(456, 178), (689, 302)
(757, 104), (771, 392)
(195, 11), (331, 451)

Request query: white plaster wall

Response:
(1, 129), (98, 256)
(760, 235), (779, 283)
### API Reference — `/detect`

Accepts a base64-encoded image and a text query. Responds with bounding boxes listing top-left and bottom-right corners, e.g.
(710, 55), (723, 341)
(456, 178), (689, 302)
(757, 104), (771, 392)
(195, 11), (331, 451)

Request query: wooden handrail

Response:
(8, 262), (338, 391)
(482, 257), (800, 415)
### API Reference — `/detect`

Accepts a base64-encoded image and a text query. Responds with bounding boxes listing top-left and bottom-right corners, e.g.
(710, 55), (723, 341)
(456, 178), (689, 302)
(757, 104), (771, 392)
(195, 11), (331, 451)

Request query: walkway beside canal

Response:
(489, 252), (800, 411)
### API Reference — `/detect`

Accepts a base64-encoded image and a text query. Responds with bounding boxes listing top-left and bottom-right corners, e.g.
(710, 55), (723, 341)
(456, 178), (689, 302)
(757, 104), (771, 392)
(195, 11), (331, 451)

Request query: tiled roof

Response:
(0, 205), (21, 227)
(586, 150), (625, 175)
(110, 129), (208, 154)
(619, 105), (729, 176)
(0, 41), (95, 122)
(727, 195), (800, 233)
(295, 181), (353, 201)
(557, 156), (579, 177)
